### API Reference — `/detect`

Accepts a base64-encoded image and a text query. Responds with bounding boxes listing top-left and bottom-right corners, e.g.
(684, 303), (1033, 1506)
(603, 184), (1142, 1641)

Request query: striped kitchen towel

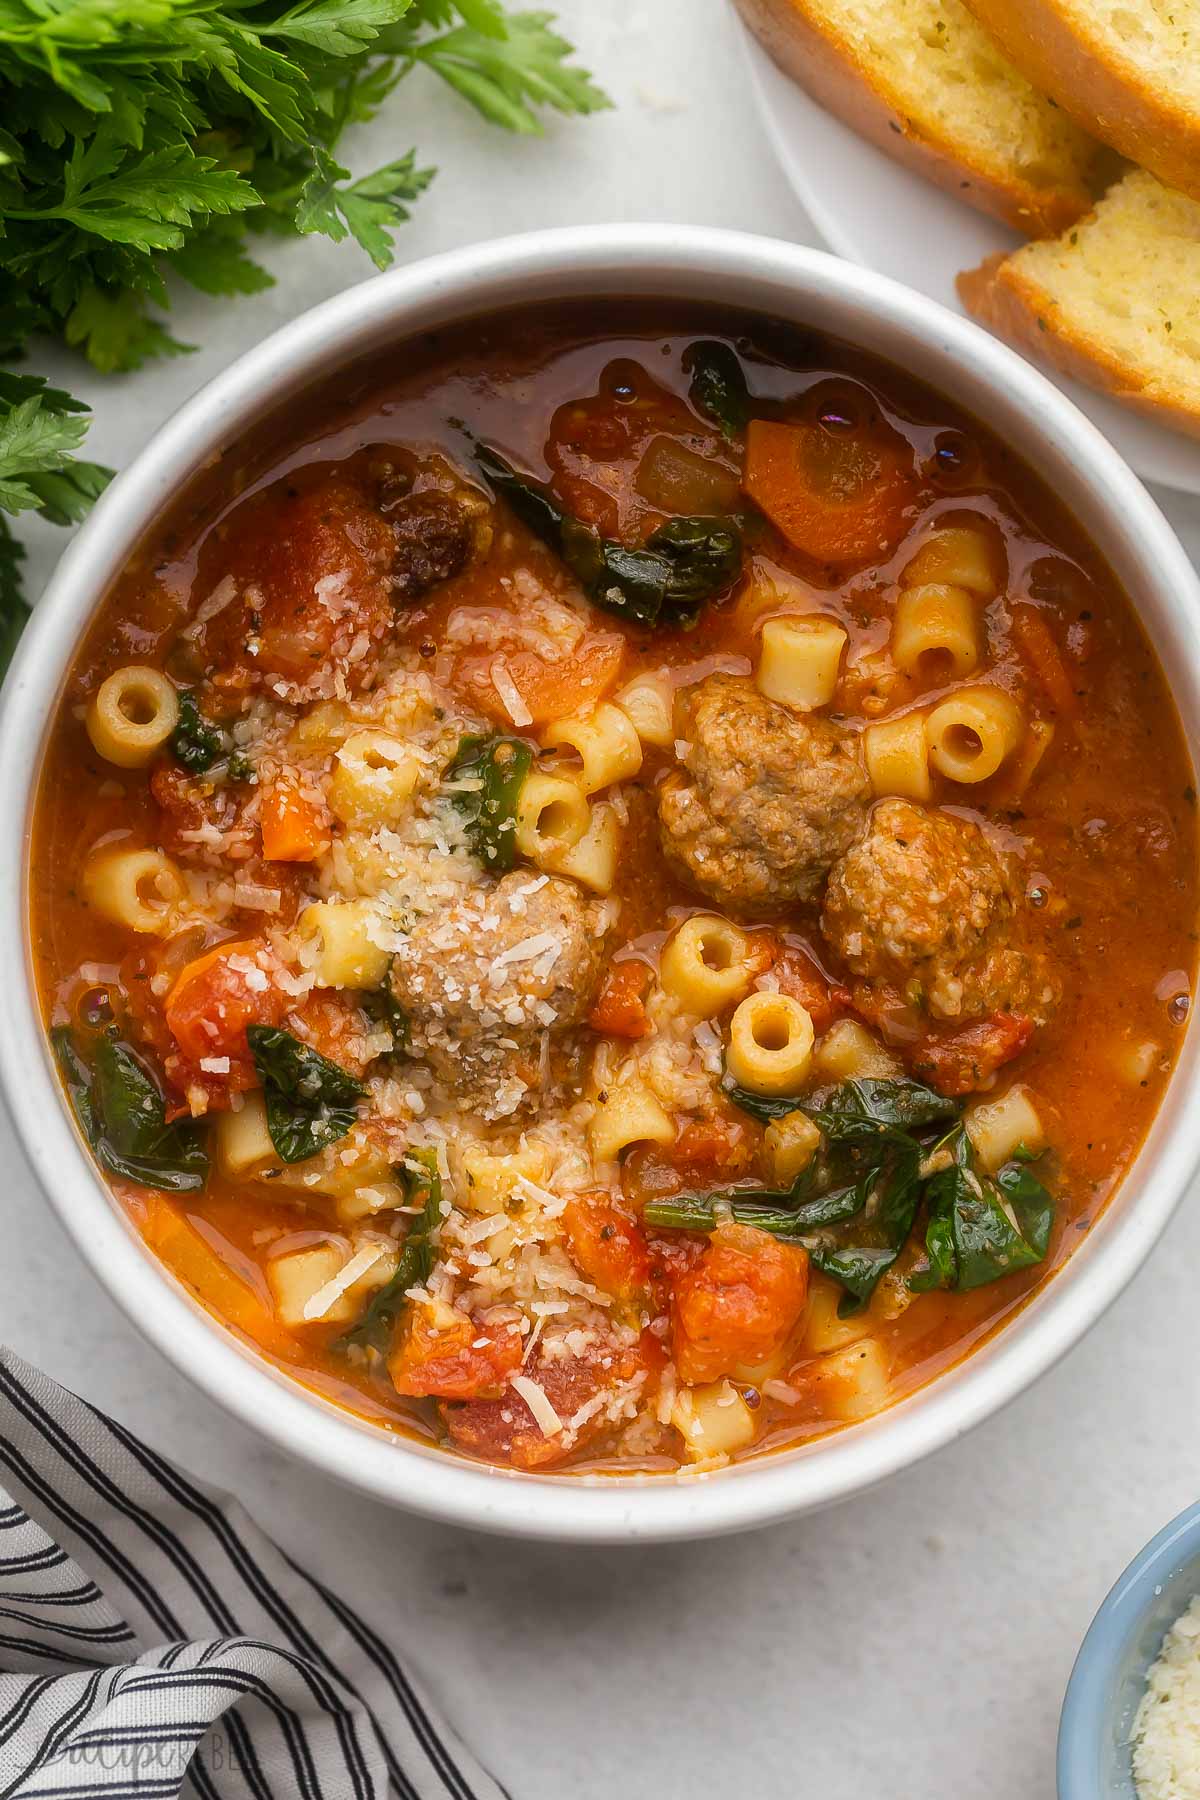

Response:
(0, 1348), (508, 1800)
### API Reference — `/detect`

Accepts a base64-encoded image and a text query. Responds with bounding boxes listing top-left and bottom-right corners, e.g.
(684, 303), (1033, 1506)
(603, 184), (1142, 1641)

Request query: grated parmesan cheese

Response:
(1134, 1594), (1200, 1800)
(490, 657), (533, 727)
(509, 1373), (563, 1438)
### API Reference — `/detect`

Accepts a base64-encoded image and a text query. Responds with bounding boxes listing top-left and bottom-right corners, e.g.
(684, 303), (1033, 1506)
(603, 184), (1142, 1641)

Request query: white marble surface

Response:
(8, 4), (1200, 1794)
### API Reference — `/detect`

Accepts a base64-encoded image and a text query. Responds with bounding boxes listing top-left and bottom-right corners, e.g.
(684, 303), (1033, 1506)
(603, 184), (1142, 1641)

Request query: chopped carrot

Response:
(141, 1195), (296, 1358)
(453, 630), (624, 728)
(743, 419), (915, 565)
(260, 780), (331, 862)
(588, 960), (652, 1039)
(1010, 602), (1078, 718)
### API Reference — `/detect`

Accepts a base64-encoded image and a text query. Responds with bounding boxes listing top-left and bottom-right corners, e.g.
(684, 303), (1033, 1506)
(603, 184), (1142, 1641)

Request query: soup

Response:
(31, 302), (1198, 1475)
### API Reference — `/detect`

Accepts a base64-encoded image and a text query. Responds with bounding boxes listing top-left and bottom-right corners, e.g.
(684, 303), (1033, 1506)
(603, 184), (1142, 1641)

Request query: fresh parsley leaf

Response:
(52, 1025), (210, 1192)
(247, 1023), (365, 1163)
(340, 1147), (443, 1352)
(405, 10), (611, 134)
(445, 731), (532, 871)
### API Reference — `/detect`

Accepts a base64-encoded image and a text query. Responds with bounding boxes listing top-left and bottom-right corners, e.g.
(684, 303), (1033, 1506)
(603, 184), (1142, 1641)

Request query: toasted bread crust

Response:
(734, 0), (1092, 236)
(958, 252), (1200, 442)
(963, 0), (1200, 204)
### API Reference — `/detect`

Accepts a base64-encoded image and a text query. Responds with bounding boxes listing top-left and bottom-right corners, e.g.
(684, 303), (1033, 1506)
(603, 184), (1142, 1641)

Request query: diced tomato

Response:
(150, 763), (254, 863)
(164, 937), (288, 1066)
(562, 1193), (652, 1305)
(260, 780), (331, 863)
(441, 1337), (646, 1470)
(389, 1306), (524, 1400)
(757, 937), (851, 1036)
(670, 1116), (754, 1182)
(193, 480), (396, 695)
(1010, 601), (1079, 718)
(453, 630), (624, 728)
(288, 991), (374, 1080)
(671, 1221), (809, 1385)
(908, 1012), (1035, 1097)
(588, 960), (652, 1039)
(743, 419), (915, 566)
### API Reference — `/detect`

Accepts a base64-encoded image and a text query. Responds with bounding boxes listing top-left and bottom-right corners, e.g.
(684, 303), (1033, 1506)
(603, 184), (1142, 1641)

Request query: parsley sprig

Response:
(0, 0), (608, 660)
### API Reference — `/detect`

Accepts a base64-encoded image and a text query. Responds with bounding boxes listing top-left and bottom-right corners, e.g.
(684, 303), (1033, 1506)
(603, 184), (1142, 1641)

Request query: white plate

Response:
(737, 16), (1200, 495)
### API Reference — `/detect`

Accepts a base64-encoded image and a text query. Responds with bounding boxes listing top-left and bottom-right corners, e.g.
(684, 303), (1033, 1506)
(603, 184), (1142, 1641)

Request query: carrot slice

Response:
(1010, 601), (1079, 718)
(260, 781), (331, 862)
(142, 1195), (295, 1357)
(453, 631), (624, 728)
(743, 419), (915, 565)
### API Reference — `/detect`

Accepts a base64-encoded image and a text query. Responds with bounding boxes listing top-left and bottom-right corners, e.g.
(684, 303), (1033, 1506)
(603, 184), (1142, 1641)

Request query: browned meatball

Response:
(376, 448), (492, 601)
(658, 673), (871, 917)
(821, 798), (1057, 1022)
(389, 871), (607, 1119)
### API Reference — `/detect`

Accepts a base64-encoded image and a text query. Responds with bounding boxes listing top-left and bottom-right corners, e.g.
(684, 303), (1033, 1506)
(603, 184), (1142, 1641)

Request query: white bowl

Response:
(3, 226), (1198, 1543)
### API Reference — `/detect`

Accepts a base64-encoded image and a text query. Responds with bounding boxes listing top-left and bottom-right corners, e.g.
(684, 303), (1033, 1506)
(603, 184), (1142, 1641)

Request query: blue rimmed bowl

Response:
(1060, 1502), (1200, 1797)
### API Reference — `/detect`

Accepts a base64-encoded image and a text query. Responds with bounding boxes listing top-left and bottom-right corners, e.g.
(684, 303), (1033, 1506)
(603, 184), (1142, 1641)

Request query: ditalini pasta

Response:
(33, 299), (1196, 1478)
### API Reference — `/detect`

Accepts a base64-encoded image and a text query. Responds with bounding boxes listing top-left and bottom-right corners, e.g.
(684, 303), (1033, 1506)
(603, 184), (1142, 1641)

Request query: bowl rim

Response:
(1058, 1500), (1200, 1798)
(4, 222), (1199, 1543)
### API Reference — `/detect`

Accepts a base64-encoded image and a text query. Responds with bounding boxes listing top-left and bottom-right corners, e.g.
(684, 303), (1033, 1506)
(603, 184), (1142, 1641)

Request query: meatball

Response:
(821, 798), (1057, 1023)
(376, 448), (492, 601)
(389, 871), (607, 1118)
(658, 674), (870, 917)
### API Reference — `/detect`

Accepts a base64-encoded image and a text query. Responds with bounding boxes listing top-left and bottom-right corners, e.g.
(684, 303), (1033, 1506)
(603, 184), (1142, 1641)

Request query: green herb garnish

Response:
(472, 441), (743, 627)
(52, 1025), (209, 1192)
(246, 1024), (364, 1164)
(445, 731), (532, 871)
(340, 1148), (442, 1353)
(170, 689), (224, 775)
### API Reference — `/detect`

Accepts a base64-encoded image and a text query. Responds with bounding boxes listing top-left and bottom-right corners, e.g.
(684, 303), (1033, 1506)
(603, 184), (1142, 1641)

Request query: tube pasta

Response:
(214, 1093), (279, 1179)
(543, 702), (642, 792)
(762, 1111), (821, 1187)
(588, 1079), (675, 1163)
(328, 730), (419, 828)
(891, 583), (980, 680)
(299, 899), (389, 989)
(965, 1085), (1045, 1173)
(803, 1276), (871, 1355)
(659, 915), (754, 1016)
(925, 687), (1023, 783)
(902, 523), (1001, 598)
(82, 847), (185, 934)
(726, 992), (814, 1096)
(614, 673), (675, 749)
(864, 709), (931, 802)
(756, 615), (847, 712)
(672, 1380), (757, 1460)
(86, 667), (180, 769)
(813, 1019), (901, 1083)
(548, 800), (620, 895)
(807, 1337), (890, 1422)
(514, 772), (589, 866)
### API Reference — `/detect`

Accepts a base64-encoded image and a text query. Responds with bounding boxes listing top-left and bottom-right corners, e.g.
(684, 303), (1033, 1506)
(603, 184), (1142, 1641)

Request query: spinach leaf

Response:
(802, 1078), (958, 1142)
(810, 1245), (899, 1308)
(473, 442), (743, 627)
(246, 1025), (364, 1165)
(445, 732), (532, 872)
(912, 1130), (1054, 1293)
(170, 689), (223, 775)
(340, 1150), (443, 1354)
(682, 340), (752, 440)
(722, 1082), (809, 1123)
(52, 1026), (209, 1192)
